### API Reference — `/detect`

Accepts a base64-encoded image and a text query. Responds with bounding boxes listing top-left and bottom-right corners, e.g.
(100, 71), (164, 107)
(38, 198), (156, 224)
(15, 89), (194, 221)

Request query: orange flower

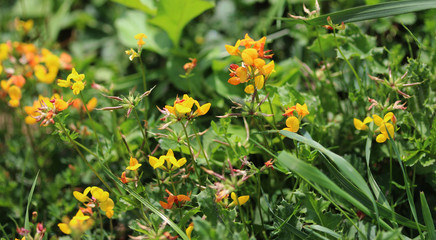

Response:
(159, 189), (191, 209)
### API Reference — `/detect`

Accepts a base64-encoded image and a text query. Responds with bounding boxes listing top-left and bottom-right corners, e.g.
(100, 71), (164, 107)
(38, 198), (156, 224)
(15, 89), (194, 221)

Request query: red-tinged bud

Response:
(229, 64), (239, 71)
(323, 25), (333, 30)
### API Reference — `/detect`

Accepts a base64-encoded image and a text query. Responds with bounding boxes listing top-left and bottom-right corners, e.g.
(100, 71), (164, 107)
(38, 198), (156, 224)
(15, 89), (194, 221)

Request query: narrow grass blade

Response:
(307, 224), (342, 239)
(420, 192), (435, 239)
(280, 130), (376, 208)
(101, 166), (189, 240)
(299, 0), (436, 25)
(24, 170), (40, 231)
(277, 151), (371, 216)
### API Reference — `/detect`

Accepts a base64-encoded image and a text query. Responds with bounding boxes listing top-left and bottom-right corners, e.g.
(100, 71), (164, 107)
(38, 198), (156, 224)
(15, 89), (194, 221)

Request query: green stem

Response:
(59, 123), (112, 193)
(134, 108), (150, 154)
(189, 120), (211, 169)
(80, 92), (101, 150)
(180, 121), (201, 181)
(139, 56), (149, 120)
(388, 138), (423, 238)
(332, 28), (362, 91)
(266, 93), (285, 149)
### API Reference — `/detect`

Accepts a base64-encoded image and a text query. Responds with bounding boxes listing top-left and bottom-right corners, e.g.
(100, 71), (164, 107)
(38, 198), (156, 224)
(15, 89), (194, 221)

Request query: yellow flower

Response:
(0, 43), (10, 61)
(8, 85), (22, 107)
(58, 210), (93, 235)
(354, 117), (373, 131)
(125, 48), (139, 61)
(373, 112), (394, 127)
(241, 48), (258, 66)
(228, 192), (249, 207)
(244, 84), (254, 94)
(149, 149), (186, 171)
(126, 157), (142, 171)
(376, 122), (395, 143)
(186, 223), (194, 240)
(73, 187), (92, 203)
(193, 102), (211, 117)
(225, 40), (241, 56)
(135, 33), (147, 48)
(254, 75), (264, 90)
(261, 60), (275, 75)
(72, 81), (85, 95)
(295, 103), (309, 118)
(283, 116), (299, 133)
(149, 155), (166, 169)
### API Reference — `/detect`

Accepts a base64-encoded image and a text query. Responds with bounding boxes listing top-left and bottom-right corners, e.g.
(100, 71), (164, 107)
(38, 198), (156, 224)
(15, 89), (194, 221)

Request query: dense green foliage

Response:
(0, 0), (435, 239)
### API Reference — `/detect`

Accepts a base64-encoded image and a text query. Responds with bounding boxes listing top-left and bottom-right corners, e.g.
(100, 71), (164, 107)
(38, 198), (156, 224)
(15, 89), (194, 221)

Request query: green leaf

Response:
(111, 0), (157, 15)
(148, 0), (214, 46)
(420, 192), (435, 240)
(279, 130), (376, 208)
(289, 0), (436, 25)
(24, 170), (39, 231)
(115, 10), (172, 55)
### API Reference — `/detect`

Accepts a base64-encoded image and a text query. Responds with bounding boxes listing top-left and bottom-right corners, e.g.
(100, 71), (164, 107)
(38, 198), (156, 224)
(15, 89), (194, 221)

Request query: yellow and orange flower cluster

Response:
(24, 94), (69, 126)
(149, 149), (187, 171)
(226, 34), (275, 94)
(125, 33), (147, 61)
(354, 112), (396, 143)
(73, 186), (115, 219)
(282, 103), (309, 132)
(161, 94), (211, 121)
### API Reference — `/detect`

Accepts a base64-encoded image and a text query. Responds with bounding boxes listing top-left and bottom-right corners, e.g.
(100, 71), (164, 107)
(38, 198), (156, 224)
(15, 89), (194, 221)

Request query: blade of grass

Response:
(420, 192), (435, 240)
(280, 130), (376, 208)
(289, 0), (436, 25)
(100, 165), (189, 240)
(24, 170), (39, 231)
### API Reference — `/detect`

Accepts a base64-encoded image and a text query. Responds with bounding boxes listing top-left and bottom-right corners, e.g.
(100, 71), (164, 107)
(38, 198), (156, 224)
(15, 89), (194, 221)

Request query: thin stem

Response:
(332, 28), (362, 91)
(189, 120), (211, 169)
(134, 108), (151, 154)
(169, 170), (178, 195)
(59, 123), (112, 193)
(266, 93), (285, 149)
(80, 92), (101, 150)
(139, 56), (149, 120)
(180, 120), (201, 181)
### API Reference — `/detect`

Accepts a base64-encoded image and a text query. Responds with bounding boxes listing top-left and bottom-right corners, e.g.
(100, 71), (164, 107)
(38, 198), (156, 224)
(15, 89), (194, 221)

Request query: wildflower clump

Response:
(354, 112), (397, 143)
(160, 94), (211, 121)
(73, 186), (115, 218)
(226, 34), (275, 94)
(23, 94), (69, 126)
(149, 149), (187, 171)
(282, 103), (309, 132)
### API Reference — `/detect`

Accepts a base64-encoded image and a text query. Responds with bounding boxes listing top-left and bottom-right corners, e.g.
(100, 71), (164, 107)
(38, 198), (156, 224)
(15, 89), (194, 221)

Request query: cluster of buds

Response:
(98, 86), (154, 117)
(32, 97), (69, 126)
(16, 222), (46, 240)
(368, 69), (422, 99)
(226, 34), (275, 94)
(282, 103), (309, 133)
(354, 112), (397, 143)
(183, 58), (197, 75)
(158, 94), (211, 122)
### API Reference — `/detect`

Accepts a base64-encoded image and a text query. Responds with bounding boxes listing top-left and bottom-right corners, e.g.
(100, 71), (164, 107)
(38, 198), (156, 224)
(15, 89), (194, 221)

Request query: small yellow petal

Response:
(285, 116), (300, 132)
(58, 223), (71, 234)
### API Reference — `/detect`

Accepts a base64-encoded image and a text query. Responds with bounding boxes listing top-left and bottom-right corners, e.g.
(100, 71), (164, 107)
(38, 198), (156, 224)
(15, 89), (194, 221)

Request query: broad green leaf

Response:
(25, 170), (40, 231)
(111, 0), (157, 15)
(286, 0), (436, 25)
(115, 10), (172, 55)
(420, 192), (436, 240)
(148, 0), (214, 46)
